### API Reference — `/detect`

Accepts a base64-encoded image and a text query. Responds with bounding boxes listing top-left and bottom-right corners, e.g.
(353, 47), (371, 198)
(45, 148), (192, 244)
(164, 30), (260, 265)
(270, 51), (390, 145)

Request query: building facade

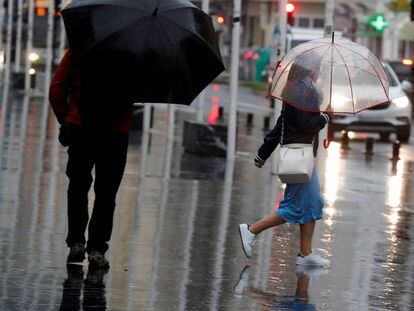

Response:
(194, 0), (414, 59)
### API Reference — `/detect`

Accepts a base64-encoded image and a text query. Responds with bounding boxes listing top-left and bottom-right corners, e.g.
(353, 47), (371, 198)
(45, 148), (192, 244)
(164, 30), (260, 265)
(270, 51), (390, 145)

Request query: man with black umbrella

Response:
(50, 49), (133, 269)
(51, 0), (224, 270)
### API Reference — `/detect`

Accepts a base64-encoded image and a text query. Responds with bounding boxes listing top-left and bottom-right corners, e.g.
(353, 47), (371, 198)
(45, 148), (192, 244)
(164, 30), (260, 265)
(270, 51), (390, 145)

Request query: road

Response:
(1, 91), (414, 310)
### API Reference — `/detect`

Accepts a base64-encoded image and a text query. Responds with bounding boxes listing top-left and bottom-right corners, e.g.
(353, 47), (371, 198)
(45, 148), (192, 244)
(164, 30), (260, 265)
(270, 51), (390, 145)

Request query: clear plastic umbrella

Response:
(269, 34), (390, 114)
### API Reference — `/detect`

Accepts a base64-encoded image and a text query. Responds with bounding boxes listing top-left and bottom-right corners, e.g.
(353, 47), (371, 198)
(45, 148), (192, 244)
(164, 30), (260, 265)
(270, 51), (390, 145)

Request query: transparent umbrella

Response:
(269, 33), (390, 147)
(269, 34), (390, 114)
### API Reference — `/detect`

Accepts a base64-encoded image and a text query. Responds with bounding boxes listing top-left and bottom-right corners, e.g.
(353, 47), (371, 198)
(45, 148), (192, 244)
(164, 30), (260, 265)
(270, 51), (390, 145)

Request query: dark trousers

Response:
(65, 125), (129, 253)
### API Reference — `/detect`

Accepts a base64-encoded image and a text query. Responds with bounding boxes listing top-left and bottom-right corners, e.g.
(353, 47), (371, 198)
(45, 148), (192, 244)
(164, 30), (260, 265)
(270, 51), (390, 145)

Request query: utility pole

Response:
(44, 0), (55, 96)
(14, 0), (24, 71)
(2, 0), (14, 106)
(315, 0), (335, 179)
(196, 0), (209, 122)
(25, 0), (35, 91)
(271, 0), (287, 175)
(324, 0), (335, 37)
(0, 0), (4, 57)
(226, 0), (241, 161)
(58, 15), (67, 60)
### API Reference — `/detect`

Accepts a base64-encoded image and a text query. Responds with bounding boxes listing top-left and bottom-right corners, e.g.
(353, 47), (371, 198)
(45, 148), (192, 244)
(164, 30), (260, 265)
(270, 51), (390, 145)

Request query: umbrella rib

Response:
(303, 45), (331, 110)
(333, 44), (355, 114)
(157, 18), (190, 102)
(66, 2), (148, 12)
(269, 44), (329, 98)
(271, 94), (392, 114)
(158, 5), (198, 14)
(334, 44), (389, 101)
(70, 8), (151, 59)
(159, 15), (223, 65)
(335, 65), (378, 77)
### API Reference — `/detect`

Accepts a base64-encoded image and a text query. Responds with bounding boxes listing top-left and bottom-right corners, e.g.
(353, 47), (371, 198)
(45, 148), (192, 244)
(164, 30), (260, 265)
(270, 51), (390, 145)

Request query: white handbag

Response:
(277, 109), (314, 184)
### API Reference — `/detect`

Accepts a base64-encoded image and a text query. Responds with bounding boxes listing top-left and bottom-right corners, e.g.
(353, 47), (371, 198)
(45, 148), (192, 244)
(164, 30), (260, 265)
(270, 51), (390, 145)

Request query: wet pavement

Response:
(1, 91), (414, 310)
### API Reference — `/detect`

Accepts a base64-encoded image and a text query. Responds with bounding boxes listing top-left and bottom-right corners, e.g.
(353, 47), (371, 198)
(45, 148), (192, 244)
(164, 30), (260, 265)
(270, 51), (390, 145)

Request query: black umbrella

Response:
(61, 0), (225, 106)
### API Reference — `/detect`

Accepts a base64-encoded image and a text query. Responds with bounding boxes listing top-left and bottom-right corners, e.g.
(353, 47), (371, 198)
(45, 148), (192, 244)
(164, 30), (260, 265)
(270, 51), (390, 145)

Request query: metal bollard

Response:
(365, 138), (374, 156)
(30, 73), (37, 89)
(391, 140), (400, 161)
(246, 113), (254, 126)
(341, 131), (350, 150)
(263, 116), (270, 131)
(218, 106), (224, 119)
(391, 159), (398, 176)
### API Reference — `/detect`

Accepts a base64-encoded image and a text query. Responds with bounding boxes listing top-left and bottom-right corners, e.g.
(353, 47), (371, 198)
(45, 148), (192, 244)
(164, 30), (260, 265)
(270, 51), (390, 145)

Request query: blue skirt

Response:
(277, 169), (324, 224)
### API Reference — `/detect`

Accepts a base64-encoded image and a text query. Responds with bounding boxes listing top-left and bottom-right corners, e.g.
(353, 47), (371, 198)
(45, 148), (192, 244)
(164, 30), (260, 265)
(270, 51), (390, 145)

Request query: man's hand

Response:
(58, 124), (70, 147)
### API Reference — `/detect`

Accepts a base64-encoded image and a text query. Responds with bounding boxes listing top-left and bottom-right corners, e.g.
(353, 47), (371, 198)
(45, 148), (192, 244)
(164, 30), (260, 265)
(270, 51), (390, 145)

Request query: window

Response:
(298, 18), (310, 28)
(313, 18), (325, 29)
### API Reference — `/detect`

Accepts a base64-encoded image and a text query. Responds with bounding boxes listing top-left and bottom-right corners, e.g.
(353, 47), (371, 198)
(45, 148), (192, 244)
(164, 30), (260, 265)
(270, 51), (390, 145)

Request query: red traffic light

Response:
(286, 3), (295, 13)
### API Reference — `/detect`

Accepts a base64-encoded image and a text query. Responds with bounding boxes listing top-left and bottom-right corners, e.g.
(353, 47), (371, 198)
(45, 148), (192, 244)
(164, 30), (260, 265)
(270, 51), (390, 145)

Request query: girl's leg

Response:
(249, 214), (286, 235)
(299, 220), (315, 256)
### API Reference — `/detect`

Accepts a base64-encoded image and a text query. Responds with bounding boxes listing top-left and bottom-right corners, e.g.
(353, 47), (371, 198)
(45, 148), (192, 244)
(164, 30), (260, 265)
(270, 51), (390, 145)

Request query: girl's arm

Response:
(293, 84), (330, 133)
(293, 109), (330, 134)
(254, 116), (283, 167)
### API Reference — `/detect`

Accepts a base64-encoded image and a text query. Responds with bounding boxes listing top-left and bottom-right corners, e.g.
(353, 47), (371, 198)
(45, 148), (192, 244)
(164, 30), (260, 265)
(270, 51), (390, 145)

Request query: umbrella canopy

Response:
(61, 0), (225, 106)
(269, 35), (390, 114)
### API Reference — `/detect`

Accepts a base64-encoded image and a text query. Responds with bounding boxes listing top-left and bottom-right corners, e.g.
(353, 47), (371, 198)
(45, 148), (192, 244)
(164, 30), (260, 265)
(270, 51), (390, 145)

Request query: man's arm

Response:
(49, 50), (72, 124)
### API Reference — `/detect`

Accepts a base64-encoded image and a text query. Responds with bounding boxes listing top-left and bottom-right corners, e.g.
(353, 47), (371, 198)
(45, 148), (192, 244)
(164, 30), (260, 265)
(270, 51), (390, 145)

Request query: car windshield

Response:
(388, 62), (414, 83)
(290, 40), (308, 49)
(388, 62), (411, 75)
(384, 66), (398, 87)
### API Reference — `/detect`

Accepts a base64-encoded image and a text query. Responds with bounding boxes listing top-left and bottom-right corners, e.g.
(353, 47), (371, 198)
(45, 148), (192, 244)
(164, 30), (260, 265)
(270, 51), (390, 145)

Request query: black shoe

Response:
(85, 266), (108, 285)
(88, 251), (110, 270)
(67, 243), (86, 264)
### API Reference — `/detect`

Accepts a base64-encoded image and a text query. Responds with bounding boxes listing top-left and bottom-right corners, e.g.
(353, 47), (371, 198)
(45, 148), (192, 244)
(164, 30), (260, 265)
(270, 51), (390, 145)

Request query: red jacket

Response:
(49, 50), (132, 133)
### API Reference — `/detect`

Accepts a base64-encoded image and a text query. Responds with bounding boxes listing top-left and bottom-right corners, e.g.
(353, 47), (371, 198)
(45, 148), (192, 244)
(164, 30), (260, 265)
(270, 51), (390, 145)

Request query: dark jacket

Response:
(49, 50), (132, 133)
(255, 103), (329, 165)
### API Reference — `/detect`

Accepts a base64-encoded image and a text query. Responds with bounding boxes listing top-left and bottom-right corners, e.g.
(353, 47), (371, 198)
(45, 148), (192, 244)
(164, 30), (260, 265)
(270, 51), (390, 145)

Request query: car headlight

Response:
(392, 96), (409, 108)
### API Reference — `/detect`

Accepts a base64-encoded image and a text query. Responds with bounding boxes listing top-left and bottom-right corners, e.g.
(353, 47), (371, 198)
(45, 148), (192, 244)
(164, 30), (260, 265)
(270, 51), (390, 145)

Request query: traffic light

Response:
(286, 3), (295, 26)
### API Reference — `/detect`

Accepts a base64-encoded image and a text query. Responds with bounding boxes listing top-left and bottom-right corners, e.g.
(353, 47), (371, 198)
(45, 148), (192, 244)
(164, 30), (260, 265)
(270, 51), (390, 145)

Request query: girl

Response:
(238, 57), (331, 266)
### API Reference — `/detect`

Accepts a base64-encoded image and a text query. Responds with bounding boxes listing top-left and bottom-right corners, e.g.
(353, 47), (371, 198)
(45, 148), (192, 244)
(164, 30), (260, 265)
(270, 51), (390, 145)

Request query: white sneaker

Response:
(238, 224), (256, 258)
(296, 250), (330, 267)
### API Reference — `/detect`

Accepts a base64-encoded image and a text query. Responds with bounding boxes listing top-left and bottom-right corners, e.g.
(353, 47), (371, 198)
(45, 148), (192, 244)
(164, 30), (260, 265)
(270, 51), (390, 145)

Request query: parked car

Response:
(387, 59), (414, 108)
(332, 62), (412, 143)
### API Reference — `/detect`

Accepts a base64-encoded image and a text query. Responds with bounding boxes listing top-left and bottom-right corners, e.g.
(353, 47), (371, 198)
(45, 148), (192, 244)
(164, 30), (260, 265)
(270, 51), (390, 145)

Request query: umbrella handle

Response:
(323, 123), (332, 149)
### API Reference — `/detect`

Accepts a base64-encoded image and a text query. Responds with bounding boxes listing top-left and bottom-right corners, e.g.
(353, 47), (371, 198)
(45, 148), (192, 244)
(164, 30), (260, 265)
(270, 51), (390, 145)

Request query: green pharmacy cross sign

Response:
(369, 14), (388, 32)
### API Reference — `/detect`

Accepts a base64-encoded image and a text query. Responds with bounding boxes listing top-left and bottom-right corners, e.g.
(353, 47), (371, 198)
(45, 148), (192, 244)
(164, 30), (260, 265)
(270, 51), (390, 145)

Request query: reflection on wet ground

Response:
(1, 93), (414, 310)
